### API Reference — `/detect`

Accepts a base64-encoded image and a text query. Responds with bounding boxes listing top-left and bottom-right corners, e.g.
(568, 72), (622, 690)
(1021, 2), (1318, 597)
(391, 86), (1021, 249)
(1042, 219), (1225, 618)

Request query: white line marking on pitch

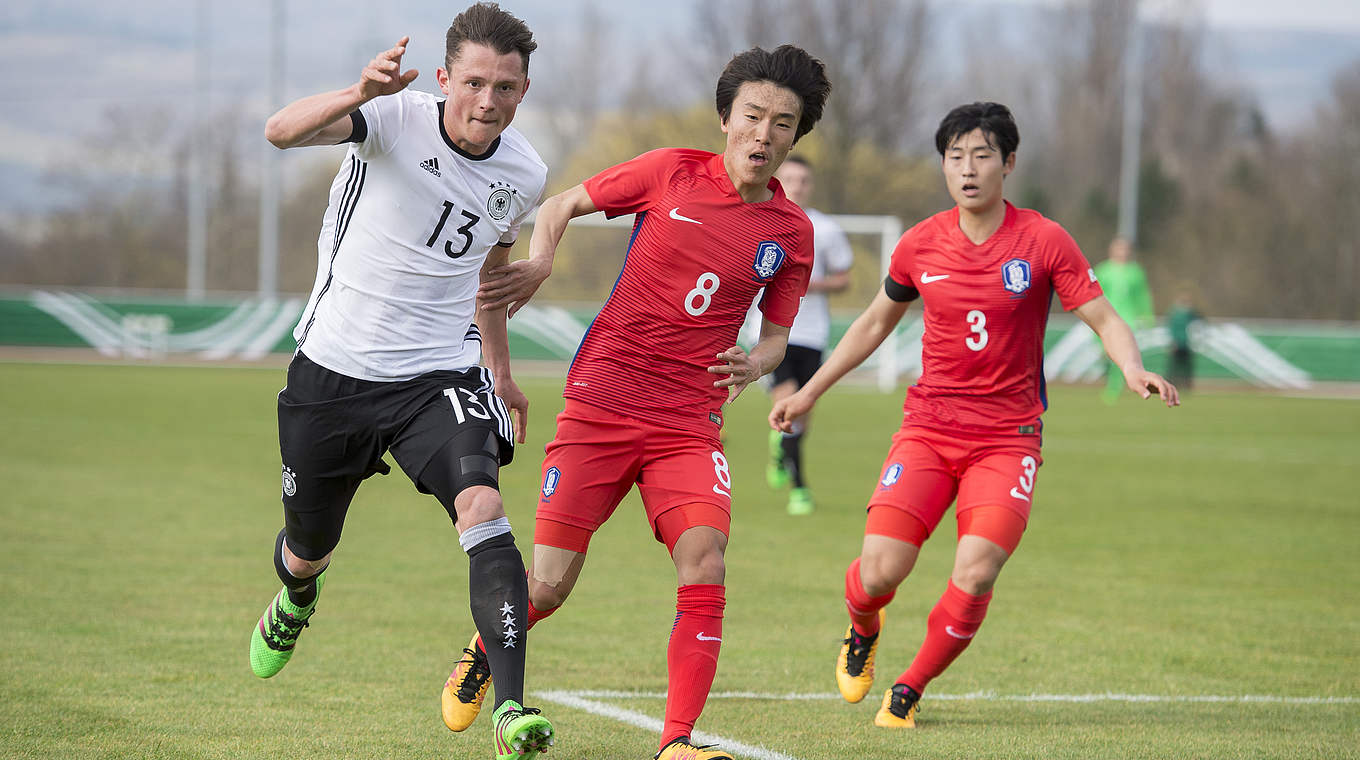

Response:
(534, 689), (1357, 760)
(535, 690), (801, 760)
(545, 689), (1359, 704)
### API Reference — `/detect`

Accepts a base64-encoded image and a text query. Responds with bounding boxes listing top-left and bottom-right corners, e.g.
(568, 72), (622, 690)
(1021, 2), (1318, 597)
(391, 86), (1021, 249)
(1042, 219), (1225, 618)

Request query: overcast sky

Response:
(1, 0), (1357, 213)
(1001, 0), (1360, 32)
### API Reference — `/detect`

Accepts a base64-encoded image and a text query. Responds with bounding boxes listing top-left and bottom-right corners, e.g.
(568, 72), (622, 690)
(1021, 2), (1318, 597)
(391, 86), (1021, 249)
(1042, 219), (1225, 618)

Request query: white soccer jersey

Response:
(786, 208), (854, 350)
(741, 207), (854, 351)
(294, 89), (547, 381)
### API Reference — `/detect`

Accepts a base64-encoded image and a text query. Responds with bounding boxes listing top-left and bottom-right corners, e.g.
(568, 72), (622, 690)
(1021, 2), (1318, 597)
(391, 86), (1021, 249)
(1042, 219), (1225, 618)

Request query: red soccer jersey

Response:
(570, 148), (813, 434)
(886, 202), (1103, 434)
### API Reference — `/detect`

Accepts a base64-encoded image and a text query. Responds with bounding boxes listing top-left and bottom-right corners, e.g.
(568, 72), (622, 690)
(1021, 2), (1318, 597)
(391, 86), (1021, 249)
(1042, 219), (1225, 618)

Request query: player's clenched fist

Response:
(769, 391), (814, 433)
(359, 36), (419, 99)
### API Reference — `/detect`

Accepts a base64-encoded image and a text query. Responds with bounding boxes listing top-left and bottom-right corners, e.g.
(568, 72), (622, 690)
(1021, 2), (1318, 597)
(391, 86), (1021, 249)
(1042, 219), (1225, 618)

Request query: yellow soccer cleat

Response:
(655, 737), (734, 760)
(835, 610), (884, 703)
(874, 683), (921, 728)
(442, 634), (492, 732)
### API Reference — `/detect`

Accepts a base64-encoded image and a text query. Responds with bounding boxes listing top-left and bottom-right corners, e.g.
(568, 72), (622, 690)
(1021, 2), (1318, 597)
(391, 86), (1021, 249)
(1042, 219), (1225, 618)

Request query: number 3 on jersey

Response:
(686, 272), (721, 316)
(966, 309), (988, 351)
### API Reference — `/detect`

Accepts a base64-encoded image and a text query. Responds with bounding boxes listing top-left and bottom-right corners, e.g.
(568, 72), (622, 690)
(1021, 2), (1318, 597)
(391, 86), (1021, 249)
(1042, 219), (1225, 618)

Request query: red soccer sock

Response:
(477, 596), (557, 653)
(661, 584), (725, 749)
(845, 558), (895, 637)
(899, 579), (992, 693)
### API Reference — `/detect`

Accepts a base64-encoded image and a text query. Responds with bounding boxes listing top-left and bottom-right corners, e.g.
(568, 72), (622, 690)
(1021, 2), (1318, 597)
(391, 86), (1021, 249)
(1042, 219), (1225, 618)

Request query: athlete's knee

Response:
(453, 485), (505, 532)
(528, 578), (570, 611)
(951, 558), (1003, 595)
(679, 550), (725, 585)
(859, 543), (916, 596)
(528, 543), (584, 610)
(859, 557), (903, 597)
(672, 527), (727, 585)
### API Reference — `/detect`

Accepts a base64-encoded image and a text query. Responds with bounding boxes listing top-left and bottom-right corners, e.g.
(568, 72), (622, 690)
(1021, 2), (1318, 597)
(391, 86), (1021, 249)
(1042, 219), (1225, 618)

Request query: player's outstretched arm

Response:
(264, 37), (419, 149)
(476, 245), (529, 442)
(479, 184), (598, 317)
(711, 320), (790, 405)
(770, 285), (910, 432)
(1074, 296), (1180, 407)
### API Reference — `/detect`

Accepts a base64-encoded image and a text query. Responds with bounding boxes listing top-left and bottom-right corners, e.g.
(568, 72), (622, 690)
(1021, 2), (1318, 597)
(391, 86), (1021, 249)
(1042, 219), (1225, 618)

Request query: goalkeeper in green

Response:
(1092, 238), (1154, 403)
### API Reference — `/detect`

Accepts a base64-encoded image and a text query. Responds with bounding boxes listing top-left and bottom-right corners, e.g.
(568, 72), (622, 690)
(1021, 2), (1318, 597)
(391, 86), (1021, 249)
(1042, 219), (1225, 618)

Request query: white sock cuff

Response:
(459, 516), (513, 553)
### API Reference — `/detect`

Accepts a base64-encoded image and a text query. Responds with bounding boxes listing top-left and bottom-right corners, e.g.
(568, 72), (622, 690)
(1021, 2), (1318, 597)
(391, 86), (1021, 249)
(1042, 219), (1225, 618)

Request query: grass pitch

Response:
(1, 361), (1356, 759)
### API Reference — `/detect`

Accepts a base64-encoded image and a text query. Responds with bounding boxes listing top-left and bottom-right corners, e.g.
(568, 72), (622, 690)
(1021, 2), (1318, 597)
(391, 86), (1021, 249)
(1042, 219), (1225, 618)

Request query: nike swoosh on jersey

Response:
(696, 632), (723, 642)
(669, 208), (703, 225)
(1009, 487), (1031, 502)
(945, 625), (975, 639)
(919, 272), (950, 283)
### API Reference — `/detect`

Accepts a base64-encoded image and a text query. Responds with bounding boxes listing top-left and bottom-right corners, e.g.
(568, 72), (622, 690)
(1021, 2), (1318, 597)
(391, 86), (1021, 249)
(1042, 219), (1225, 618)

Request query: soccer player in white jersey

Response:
(246, 5), (553, 758)
(759, 156), (853, 515)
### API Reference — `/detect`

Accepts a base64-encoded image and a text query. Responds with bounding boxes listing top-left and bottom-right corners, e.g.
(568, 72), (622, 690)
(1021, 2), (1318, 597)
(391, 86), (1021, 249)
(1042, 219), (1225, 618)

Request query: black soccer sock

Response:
(466, 531), (528, 709)
(781, 431), (806, 488)
(273, 529), (323, 608)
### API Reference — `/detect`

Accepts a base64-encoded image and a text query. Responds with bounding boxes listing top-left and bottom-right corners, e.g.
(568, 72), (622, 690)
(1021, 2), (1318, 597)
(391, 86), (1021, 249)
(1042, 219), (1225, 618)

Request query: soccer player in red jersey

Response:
(442, 46), (832, 760)
(771, 102), (1179, 728)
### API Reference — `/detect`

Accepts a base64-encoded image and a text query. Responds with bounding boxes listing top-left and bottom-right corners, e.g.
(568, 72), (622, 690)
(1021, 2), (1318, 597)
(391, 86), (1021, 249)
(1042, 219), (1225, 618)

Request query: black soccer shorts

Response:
(276, 352), (515, 560)
(770, 344), (823, 389)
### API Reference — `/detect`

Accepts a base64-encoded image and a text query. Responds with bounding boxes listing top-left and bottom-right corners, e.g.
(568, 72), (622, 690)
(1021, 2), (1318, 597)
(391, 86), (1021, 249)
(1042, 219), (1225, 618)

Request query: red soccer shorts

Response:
(535, 400), (733, 553)
(864, 424), (1042, 553)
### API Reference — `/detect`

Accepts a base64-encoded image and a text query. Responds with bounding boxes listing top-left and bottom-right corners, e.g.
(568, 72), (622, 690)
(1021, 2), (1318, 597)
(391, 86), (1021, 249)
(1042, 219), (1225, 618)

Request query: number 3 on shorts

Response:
(1009, 455), (1037, 502)
(711, 451), (732, 498)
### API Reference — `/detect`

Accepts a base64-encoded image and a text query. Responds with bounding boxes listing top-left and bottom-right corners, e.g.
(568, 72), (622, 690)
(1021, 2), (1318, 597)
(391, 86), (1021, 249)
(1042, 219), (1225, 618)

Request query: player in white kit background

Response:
(245, 5), (553, 759)
(748, 156), (853, 516)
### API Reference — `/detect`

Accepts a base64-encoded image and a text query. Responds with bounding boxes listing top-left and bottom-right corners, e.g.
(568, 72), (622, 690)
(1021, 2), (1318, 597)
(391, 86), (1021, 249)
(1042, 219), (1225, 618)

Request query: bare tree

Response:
(531, 2), (611, 181)
(684, 0), (931, 212)
(1293, 60), (1360, 319)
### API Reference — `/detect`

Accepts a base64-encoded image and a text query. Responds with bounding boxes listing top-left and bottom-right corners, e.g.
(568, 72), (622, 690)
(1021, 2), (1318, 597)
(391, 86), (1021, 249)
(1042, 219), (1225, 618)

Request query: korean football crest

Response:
(752, 241), (787, 281)
(1001, 258), (1032, 295)
(541, 466), (561, 498)
(880, 463), (903, 487)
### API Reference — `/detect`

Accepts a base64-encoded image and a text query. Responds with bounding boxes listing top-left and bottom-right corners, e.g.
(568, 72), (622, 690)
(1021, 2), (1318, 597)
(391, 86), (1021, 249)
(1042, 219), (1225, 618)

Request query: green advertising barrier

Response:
(2, 290), (1358, 385)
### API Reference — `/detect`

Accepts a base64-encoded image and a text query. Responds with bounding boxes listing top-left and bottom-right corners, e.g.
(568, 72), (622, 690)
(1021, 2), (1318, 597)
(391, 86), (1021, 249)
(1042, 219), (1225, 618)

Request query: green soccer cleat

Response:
(766, 430), (790, 489)
(492, 700), (554, 759)
(249, 571), (324, 678)
(787, 487), (815, 515)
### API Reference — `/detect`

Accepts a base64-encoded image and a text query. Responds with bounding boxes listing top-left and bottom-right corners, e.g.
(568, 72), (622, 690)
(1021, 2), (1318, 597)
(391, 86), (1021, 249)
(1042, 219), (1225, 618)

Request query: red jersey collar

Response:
(710, 151), (785, 204)
(948, 200), (1015, 247)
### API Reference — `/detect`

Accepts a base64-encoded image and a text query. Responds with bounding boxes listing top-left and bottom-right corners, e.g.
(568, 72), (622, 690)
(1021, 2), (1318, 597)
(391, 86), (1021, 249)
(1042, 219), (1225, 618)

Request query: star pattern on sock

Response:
(500, 600), (518, 649)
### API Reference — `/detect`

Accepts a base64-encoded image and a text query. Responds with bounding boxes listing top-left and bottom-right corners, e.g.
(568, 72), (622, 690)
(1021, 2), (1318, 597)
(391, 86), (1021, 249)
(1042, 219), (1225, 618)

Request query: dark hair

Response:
(445, 2), (537, 75)
(783, 155), (812, 170)
(715, 45), (831, 143)
(934, 102), (1020, 161)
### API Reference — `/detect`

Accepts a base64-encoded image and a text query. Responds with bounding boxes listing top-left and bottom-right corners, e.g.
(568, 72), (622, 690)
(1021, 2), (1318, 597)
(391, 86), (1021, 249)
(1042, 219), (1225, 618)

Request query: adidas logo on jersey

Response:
(420, 157), (441, 177)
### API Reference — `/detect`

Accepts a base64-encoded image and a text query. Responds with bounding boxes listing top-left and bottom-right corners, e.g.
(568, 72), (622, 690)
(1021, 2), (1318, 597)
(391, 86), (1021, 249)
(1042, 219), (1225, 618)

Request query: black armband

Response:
(883, 275), (920, 303)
